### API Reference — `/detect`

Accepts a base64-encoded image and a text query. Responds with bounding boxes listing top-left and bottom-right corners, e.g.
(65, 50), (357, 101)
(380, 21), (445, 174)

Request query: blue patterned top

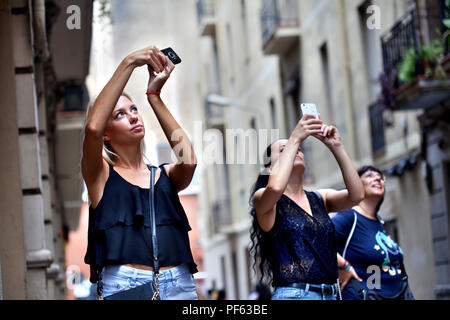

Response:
(333, 209), (407, 299)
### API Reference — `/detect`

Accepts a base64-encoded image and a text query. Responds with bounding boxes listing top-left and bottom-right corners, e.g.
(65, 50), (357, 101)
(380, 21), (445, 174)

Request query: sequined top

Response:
(267, 191), (338, 286)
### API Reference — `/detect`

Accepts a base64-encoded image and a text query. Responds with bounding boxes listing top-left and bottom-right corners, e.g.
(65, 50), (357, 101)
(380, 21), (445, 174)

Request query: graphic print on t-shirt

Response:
(374, 231), (404, 276)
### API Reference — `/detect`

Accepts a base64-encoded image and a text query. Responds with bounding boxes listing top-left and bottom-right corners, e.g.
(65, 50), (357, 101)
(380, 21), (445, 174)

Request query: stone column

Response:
(0, 0), (28, 300)
(0, 257), (3, 300)
(11, 0), (53, 299)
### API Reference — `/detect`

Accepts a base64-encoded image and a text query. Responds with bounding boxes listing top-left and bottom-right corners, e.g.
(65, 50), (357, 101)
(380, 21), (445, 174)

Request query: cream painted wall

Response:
(395, 168), (436, 299)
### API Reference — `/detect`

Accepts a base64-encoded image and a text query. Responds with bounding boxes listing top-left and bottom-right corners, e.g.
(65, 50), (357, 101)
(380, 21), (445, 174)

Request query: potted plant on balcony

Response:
(378, 29), (450, 111)
(397, 38), (446, 88)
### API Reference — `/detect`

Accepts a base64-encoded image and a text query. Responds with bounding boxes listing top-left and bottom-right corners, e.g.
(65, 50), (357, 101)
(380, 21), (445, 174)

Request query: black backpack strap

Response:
(149, 166), (159, 274)
(149, 165), (160, 299)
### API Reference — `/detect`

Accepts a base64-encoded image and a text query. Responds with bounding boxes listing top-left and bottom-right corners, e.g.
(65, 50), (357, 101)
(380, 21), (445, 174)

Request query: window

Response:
(269, 97), (277, 129)
(226, 23), (235, 85)
(358, 0), (382, 101)
(368, 102), (386, 155)
(63, 83), (89, 112)
(213, 41), (222, 94)
(231, 251), (239, 299)
(241, 0), (250, 65)
(283, 71), (300, 134)
(220, 256), (227, 297)
(319, 42), (334, 122)
(211, 124), (232, 232)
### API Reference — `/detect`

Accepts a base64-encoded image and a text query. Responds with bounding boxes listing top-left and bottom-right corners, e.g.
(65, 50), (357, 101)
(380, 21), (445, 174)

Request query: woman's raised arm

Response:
(82, 46), (165, 184)
(146, 53), (197, 192)
(253, 114), (323, 232)
(313, 121), (364, 213)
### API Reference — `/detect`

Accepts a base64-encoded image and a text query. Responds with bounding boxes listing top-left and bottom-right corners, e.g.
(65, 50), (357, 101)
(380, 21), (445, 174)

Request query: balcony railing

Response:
(369, 102), (386, 156)
(197, 0), (216, 36)
(380, 2), (450, 111)
(381, 9), (419, 74)
(381, 1), (450, 75)
(260, 0), (299, 54)
(438, 0), (450, 55)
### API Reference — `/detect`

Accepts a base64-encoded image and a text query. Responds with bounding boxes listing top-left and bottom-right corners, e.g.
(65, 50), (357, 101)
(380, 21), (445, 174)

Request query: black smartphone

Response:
(161, 47), (182, 64)
(148, 47), (181, 71)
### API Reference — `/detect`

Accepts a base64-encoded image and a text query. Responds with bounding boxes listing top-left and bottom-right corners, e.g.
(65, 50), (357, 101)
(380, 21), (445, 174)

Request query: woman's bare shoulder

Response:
(85, 159), (110, 209)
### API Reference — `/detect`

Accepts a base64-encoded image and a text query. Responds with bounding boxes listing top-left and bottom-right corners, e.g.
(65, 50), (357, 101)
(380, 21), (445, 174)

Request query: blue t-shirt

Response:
(332, 209), (406, 299)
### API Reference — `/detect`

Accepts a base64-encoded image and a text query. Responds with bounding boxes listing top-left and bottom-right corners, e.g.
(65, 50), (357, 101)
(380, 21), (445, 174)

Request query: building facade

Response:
(0, 0), (93, 299)
(196, 0), (289, 299)
(196, 0), (449, 300)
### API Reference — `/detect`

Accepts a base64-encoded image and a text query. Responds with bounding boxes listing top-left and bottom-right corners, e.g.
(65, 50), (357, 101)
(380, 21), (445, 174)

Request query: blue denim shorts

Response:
(100, 263), (198, 300)
(272, 283), (337, 300)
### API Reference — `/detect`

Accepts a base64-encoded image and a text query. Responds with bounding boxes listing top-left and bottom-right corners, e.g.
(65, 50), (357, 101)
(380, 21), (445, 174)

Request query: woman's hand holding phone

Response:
(147, 53), (175, 96)
(293, 114), (324, 143)
(126, 45), (165, 72)
(312, 114), (343, 149)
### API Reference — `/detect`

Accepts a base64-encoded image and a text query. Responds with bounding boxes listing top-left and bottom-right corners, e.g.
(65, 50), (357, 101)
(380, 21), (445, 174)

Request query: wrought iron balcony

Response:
(369, 102), (386, 156)
(438, 0), (449, 56)
(197, 0), (216, 37)
(260, 0), (299, 55)
(380, 2), (450, 111)
(381, 9), (419, 75)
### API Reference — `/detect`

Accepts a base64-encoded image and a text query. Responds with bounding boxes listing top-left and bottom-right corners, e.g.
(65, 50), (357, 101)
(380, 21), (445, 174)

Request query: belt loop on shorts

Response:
(321, 284), (325, 300)
(129, 267), (139, 288)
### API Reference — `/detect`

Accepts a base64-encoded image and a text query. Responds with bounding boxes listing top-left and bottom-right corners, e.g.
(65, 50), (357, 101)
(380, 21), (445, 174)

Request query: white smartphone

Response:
(300, 103), (319, 120)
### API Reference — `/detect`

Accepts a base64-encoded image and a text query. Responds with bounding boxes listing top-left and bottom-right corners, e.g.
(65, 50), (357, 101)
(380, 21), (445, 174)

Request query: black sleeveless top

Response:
(267, 191), (338, 286)
(84, 164), (198, 283)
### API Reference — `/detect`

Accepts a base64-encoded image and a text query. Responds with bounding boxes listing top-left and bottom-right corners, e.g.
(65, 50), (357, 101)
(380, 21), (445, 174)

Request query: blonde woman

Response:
(82, 46), (198, 300)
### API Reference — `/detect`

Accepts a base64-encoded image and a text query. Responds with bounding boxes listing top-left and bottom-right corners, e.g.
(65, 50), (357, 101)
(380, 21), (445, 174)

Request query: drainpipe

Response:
(32, 0), (49, 105)
(336, 0), (356, 160)
(32, 0), (58, 299)
(32, 0), (49, 62)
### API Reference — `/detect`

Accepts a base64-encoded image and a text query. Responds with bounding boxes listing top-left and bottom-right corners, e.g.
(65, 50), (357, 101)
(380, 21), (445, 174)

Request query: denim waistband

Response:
(277, 282), (338, 296)
(102, 263), (190, 282)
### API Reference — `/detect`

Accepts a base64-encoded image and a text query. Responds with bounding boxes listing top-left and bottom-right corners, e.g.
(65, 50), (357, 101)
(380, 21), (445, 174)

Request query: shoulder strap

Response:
(342, 210), (358, 259)
(149, 166), (159, 274)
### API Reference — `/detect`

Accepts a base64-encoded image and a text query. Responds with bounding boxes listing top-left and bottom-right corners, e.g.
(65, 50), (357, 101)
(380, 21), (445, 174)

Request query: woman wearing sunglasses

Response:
(332, 166), (415, 300)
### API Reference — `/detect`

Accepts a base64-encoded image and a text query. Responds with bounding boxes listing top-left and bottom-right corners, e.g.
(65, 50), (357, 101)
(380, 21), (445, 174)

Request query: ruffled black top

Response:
(84, 163), (198, 283)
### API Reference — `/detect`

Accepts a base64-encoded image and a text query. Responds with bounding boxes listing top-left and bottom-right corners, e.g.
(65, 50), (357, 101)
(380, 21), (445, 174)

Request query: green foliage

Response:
(398, 48), (417, 83)
(444, 18), (450, 29)
(97, 0), (114, 25)
(398, 29), (448, 84)
(445, 0), (450, 29)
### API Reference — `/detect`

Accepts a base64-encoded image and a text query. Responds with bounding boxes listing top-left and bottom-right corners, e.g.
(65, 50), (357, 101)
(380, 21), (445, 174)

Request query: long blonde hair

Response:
(83, 92), (148, 166)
